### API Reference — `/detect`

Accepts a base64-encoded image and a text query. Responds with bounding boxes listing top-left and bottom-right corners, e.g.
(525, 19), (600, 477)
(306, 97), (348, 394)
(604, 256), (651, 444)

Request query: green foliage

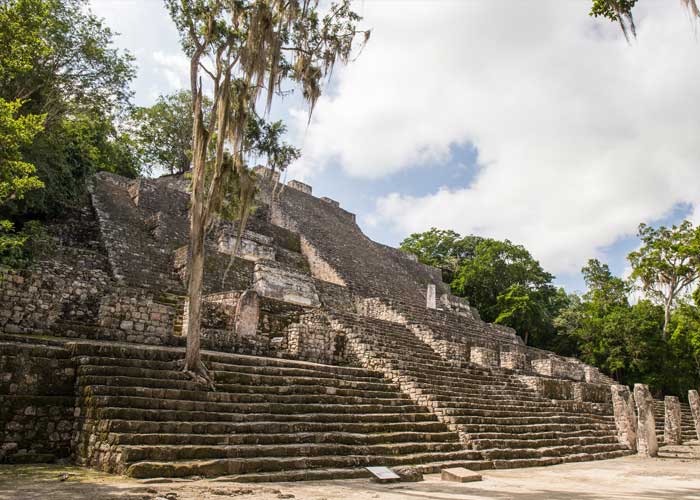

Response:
(589, 0), (638, 41)
(0, 97), (44, 266)
(628, 221), (700, 335)
(589, 0), (637, 22)
(0, 0), (139, 220)
(401, 229), (562, 347)
(555, 257), (700, 397)
(0, 98), (44, 204)
(1, 0), (135, 119)
(0, 219), (49, 268)
(400, 228), (475, 271)
(403, 227), (700, 397)
(131, 91), (208, 175)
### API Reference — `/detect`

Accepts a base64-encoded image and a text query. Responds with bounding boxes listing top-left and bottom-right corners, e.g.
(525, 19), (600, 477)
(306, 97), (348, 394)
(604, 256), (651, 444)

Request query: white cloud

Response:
(288, 1), (700, 275)
(152, 51), (190, 92)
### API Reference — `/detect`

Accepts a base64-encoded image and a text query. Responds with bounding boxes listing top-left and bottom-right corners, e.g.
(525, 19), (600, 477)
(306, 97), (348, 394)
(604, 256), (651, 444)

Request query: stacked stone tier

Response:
(653, 400), (697, 443)
(330, 312), (630, 468)
(71, 341), (493, 480)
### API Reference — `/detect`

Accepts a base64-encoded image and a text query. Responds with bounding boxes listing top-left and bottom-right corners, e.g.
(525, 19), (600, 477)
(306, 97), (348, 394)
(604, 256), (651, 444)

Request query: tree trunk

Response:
(183, 75), (213, 385)
(663, 296), (672, 339)
(184, 206), (205, 372)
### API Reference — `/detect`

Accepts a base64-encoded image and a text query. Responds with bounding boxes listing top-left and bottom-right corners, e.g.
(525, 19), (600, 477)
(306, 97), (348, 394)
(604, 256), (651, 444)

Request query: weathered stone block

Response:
(441, 467), (482, 483)
(253, 261), (320, 307)
(633, 383), (658, 457)
(611, 385), (637, 451)
(470, 346), (498, 368)
(234, 290), (259, 338)
(320, 196), (340, 207)
(288, 180), (312, 194)
(664, 396), (682, 445)
(689, 390), (700, 441)
(500, 351), (527, 371)
(426, 284), (436, 309)
(217, 231), (275, 262)
(573, 382), (611, 403)
(531, 357), (585, 381)
(519, 375), (574, 400)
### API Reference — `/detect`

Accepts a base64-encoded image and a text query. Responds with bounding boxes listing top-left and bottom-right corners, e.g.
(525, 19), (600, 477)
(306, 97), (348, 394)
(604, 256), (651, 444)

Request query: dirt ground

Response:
(1, 443), (699, 500)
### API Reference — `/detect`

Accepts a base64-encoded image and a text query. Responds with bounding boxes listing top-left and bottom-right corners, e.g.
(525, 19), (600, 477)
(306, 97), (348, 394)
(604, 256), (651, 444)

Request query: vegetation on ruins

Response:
(0, 0), (140, 265)
(402, 220), (700, 398)
(165, 0), (367, 383)
(131, 91), (212, 176)
(401, 230), (565, 347)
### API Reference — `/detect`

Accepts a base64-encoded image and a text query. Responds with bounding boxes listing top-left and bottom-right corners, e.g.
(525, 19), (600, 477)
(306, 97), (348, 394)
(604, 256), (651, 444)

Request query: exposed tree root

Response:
(176, 358), (216, 391)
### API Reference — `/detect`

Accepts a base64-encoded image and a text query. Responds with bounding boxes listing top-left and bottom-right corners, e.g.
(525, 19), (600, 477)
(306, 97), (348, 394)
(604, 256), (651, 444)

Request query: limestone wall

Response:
(0, 341), (75, 463)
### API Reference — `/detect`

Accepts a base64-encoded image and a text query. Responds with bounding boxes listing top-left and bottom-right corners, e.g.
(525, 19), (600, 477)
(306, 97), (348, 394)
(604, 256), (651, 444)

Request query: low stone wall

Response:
(0, 341), (75, 463)
(286, 311), (351, 365)
(0, 250), (112, 335)
(519, 375), (612, 404)
(531, 357), (585, 382)
(97, 291), (176, 344)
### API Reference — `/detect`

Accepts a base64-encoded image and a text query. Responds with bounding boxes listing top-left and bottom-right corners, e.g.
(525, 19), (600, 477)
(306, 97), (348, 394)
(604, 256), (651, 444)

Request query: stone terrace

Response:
(2, 169), (694, 480)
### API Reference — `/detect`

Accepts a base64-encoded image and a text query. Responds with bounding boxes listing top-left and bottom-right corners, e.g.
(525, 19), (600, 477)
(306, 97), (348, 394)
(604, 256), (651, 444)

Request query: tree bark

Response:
(663, 296), (672, 339)
(183, 66), (213, 384)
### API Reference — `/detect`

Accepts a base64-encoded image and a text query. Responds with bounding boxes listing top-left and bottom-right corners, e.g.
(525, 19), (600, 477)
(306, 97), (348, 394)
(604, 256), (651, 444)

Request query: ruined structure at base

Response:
(0, 170), (694, 479)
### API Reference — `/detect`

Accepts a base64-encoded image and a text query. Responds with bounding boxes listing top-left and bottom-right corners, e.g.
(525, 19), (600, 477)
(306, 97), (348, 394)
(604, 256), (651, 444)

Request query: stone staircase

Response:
(155, 292), (186, 337)
(328, 311), (631, 468)
(653, 400), (698, 443)
(71, 342), (492, 480)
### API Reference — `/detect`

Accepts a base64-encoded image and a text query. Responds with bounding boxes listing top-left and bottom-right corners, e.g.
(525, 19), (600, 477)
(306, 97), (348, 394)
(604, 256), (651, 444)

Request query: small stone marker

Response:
(441, 467), (482, 483)
(366, 466), (400, 482)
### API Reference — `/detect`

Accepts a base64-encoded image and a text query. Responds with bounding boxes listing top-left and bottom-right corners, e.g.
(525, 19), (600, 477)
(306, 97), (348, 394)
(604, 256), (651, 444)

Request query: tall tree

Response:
(400, 229), (563, 347)
(131, 90), (209, 175)
(165, 0), (367, 382)
(628, 221), (700, 337)
(1, 0), (139, 219)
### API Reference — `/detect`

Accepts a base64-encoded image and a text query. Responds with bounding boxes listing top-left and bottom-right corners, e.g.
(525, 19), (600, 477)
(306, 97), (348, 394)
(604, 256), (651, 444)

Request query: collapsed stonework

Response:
(1, 169), (697, 479)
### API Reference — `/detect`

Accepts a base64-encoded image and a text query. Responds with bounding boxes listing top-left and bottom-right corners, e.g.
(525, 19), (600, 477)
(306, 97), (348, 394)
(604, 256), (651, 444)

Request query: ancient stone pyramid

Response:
(0, 168), (635, 480)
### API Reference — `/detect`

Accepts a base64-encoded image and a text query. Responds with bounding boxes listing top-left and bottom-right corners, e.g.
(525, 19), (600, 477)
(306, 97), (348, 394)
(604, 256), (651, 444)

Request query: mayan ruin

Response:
(2, 0), (700, 499)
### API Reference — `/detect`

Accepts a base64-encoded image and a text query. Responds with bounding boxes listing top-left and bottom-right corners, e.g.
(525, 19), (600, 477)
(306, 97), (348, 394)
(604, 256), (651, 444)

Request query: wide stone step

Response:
(480, 442), (627, 460)
(120, 441), (470, 462)
(69, 342), (383, 378)
(77, 375), (398, 396)
(100, 419), (451, 436)
(471, 435), (620, 450)
(448, 414), (617, 426)
(467, 428), (618, 443)
(492, 449), (630, 469)
(404, 378), (543, 401)
(430, 397), (598, 412)
(82, 385), (413, 407)
(80, 395), (426, 416)
(125, 451), (488, 478)
(108, 430), (460, 446)
(413, 386), (545, 402)
(78, 366), (395, 392)
(457, 422), (615, 434)
(439, 407), (614, 422)
(75, 355), (385, 383)
(84, 407), (438, 424)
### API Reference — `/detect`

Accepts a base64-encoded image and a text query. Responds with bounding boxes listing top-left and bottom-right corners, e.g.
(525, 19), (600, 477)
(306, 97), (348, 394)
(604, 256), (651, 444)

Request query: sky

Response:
(90, 0), (700, 293)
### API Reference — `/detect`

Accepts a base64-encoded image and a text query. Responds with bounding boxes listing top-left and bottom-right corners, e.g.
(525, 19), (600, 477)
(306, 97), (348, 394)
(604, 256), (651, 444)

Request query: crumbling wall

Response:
(0, 249), (112, 335)
(0, 341), (75, 463)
